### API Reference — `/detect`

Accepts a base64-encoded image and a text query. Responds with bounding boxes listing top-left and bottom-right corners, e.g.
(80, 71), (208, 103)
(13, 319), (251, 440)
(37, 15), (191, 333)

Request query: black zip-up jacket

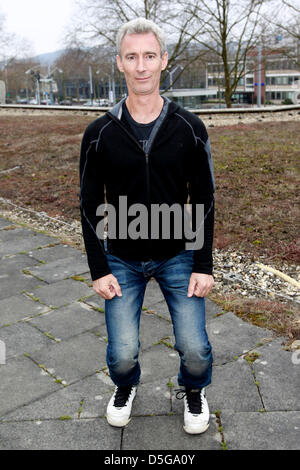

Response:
(80, 97), (215, 281)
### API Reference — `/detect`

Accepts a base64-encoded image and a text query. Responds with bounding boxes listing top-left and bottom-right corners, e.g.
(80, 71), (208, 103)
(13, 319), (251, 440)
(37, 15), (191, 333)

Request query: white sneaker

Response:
(176, 387), (210, 434)
(106, 385), (137, 427)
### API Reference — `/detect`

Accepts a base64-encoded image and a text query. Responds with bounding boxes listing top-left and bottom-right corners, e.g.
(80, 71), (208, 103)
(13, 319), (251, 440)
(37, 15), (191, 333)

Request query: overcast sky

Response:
(0, 0), (74, 55)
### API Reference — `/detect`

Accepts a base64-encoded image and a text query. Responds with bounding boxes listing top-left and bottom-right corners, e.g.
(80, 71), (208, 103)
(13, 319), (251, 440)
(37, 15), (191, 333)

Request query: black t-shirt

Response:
(122, 101), (158, 152)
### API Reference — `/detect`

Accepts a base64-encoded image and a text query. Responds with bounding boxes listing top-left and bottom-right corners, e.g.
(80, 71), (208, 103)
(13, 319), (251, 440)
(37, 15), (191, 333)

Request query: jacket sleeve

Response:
(187, 119), (215, 275)
(79, 124), (112, 281)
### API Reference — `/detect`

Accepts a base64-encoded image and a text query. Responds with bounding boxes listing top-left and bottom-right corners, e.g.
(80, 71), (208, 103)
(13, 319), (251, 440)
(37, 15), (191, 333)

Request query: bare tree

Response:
(65, 0), (207, 88)
(2, 58), (40, 101)
(0, 12), (34, 101)
(0, 12), (15, 66)
(177, 0), (268, 107)
(54, 48), (92, 102)
(0, 11), (33, 65)
(271, 0), (300, 42)
(262, 0), (300, 67)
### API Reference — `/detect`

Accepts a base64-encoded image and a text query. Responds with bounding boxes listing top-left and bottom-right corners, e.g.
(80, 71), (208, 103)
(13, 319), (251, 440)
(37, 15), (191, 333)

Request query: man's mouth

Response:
(136, 76), (151, 81)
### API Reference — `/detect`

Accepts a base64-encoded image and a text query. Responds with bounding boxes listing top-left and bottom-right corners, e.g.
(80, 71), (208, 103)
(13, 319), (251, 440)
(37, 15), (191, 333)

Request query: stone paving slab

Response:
(28, 301), (106, 341)
(82, 293), (106, 311)
(0, 293), (50, 325)
(0, 227), (37, 242)
(146, 299), (170, 320)
(143, 279), (165, 306)
(0, 418), (122, 450)
(207, 360), (263, 412)
(139, 311), (173, 351)
(132, 379), (172, 417)
(26, 255), (89, 283)
(222, 411), (300, 450)
(27, 278), (93, 308)
(122, 414), (221, 450)
(29, 332), (107, 385)
(0, 253), (39, 274)
(139, 343), (180, 384)
(0, 322), (53, 359)
(0, 355), (60, 418)
(28, 244), (84, 263)
(0, 232), (56, 256)
(1, 373), (115, 422)
(207, 312), (271, 365)
(0, 272), (43, 301)
(252, 340), (300, 411)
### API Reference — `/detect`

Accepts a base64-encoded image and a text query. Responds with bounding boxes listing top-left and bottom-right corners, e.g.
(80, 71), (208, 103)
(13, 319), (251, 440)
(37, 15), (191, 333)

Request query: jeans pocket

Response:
(106, 254), (128, 286)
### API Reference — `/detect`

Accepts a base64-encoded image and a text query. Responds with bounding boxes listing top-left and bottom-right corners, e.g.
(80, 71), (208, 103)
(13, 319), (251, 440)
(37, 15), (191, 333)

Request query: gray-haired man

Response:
(80, 17), (215, 434)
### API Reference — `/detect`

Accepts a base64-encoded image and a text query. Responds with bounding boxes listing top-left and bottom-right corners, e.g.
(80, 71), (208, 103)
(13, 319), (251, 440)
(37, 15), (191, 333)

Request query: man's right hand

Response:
(93, 274), (122, 300)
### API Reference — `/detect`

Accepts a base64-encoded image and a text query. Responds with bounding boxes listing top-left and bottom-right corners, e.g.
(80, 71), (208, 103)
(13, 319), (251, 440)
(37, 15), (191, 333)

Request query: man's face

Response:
(116, 32), (168, 96)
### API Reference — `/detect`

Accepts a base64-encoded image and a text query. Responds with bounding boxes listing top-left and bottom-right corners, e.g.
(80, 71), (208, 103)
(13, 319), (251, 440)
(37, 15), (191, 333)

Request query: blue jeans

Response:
(104, 249), (213, 389)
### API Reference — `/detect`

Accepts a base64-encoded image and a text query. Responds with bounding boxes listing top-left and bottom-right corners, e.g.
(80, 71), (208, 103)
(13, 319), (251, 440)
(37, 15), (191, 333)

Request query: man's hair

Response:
(116, 17), (167, 57)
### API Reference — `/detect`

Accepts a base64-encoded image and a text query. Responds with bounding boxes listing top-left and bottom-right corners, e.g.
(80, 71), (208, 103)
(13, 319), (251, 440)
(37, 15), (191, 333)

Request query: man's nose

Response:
(136, 56), (146, 72)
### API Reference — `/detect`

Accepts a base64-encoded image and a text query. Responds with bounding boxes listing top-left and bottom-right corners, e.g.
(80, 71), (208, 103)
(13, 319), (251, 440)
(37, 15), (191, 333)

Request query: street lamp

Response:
(25, 66), (41, 105)
(166, 65), (183, 90)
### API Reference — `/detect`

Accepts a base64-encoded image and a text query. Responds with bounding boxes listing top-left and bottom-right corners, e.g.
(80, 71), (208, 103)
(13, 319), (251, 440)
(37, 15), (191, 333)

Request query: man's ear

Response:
(116, 55), (124, 73)
(161, 51), (168, 71)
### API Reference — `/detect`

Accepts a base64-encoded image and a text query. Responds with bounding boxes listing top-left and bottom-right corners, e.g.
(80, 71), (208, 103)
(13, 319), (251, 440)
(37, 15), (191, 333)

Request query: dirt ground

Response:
(0, 115), (299, 343)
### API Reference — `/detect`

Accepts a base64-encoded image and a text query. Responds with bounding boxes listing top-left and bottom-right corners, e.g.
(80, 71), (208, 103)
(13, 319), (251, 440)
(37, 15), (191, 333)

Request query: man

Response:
(80, 17), (215, 435)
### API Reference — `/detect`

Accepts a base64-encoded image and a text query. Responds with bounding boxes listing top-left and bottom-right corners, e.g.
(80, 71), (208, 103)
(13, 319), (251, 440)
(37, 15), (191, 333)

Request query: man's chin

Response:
(131, 86), (158, 96)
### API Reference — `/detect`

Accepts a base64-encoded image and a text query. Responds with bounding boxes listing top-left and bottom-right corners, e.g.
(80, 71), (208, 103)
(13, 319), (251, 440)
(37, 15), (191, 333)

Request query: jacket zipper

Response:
(145, 152), (152, 259)
(107, 113), (153, 258)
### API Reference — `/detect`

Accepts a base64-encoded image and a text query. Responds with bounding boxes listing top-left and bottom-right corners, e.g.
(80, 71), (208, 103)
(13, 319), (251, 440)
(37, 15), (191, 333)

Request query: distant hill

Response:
(31, 49), (66, 66)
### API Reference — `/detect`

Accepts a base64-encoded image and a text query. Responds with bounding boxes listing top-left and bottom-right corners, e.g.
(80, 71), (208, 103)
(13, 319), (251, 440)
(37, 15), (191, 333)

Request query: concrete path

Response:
(0, 217), (299, 450)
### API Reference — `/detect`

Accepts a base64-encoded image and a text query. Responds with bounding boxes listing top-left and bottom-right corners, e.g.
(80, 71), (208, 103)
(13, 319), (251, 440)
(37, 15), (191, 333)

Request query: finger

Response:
(187, 279), (196, 297)
(96, 287), (116, 300)
(194, 286), (204, 297)
(110, 281), (122, 297)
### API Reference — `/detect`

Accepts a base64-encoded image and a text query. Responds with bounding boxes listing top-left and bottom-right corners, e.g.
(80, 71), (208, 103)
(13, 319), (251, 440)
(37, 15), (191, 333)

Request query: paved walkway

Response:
(0, 217), (299, 450)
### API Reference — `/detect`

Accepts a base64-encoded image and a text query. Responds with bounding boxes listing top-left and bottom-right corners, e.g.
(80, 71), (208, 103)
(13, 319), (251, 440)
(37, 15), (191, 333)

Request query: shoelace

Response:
(113, 385), (133, 407)
(175, 388), (203, 414)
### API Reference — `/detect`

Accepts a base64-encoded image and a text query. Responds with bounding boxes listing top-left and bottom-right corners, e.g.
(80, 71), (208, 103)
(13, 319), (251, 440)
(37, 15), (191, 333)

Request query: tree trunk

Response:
(225, 90), (232, 108)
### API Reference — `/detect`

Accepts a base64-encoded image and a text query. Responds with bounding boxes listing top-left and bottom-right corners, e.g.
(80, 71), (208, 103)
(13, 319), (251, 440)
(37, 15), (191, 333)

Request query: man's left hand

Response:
(187, 273), (214, 298)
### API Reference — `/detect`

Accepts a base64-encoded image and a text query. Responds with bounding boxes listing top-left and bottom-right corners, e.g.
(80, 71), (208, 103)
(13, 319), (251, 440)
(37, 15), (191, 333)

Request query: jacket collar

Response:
(108, 95), (178, 121)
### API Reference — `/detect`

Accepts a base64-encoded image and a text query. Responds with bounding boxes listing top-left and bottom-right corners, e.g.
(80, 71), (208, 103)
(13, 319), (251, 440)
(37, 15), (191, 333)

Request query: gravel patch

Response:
(1, 106), (300, 128)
